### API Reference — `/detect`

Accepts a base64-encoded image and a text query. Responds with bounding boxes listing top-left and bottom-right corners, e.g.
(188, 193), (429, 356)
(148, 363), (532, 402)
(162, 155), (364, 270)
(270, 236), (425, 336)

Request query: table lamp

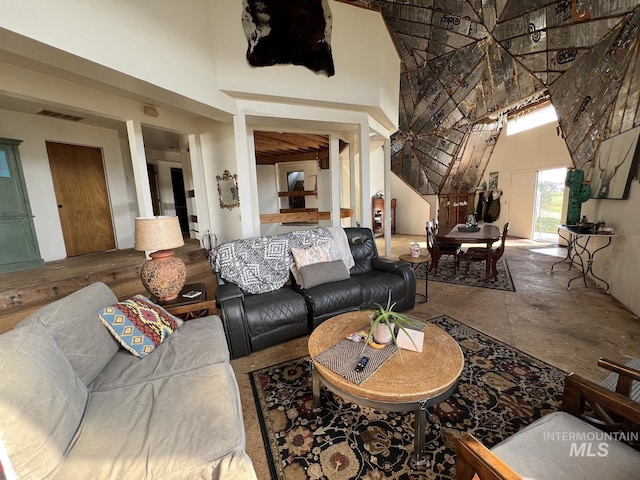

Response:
(135, 216), (186, 301)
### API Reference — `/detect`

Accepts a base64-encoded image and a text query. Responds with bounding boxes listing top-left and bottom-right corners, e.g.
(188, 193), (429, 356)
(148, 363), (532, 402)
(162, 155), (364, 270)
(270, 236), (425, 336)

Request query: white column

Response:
(349, 137), (357, 227)
(359, 122), (371, 229)
(329, 134), (340, 226)
(126, 119), (153, 218)
(233, 114), (259, 237)
(383, 137), (392, 256)
(187, 134), (212, 240)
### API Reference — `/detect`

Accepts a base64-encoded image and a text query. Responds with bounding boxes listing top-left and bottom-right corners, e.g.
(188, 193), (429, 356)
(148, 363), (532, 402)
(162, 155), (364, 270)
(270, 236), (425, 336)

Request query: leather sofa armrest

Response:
(215, 283), (243, 302)
(371, 257), (416, 310)
(372, 257), (398, 272)
(215, 283), (251, 358)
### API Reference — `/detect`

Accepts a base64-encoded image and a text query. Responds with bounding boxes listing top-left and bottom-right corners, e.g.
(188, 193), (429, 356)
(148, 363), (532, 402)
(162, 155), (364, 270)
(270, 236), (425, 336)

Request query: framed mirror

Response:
(216, 170), (239, 210)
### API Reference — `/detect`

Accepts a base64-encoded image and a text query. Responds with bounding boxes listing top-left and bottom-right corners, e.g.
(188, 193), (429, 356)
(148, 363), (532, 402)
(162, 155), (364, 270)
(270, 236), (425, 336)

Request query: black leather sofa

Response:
(214, 227), (417, 358)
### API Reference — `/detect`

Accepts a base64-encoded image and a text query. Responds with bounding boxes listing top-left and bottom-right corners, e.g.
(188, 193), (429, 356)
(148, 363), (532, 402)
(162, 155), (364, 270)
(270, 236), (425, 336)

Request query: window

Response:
(507, 104), (558, 136)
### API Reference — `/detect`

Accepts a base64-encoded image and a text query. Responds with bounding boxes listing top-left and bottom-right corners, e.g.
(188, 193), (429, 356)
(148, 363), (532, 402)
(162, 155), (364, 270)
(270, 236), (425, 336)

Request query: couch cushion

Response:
(89, 316), (230, 391)
(98, 295), (184, 358)
(300, 277), (363, 325)
(291, 242), (333, 288)
(52, 363), (252, 480)
(16, 282), (120, 385)
(243, 287), (309, 351)
(299, 259), (350, 289)
(0, 324), (88, 479)
(491, 411), (640, 479)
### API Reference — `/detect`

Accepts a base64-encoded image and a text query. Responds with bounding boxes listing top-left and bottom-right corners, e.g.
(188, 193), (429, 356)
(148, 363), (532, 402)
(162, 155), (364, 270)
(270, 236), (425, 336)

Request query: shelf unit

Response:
(372, 197), (396, 236)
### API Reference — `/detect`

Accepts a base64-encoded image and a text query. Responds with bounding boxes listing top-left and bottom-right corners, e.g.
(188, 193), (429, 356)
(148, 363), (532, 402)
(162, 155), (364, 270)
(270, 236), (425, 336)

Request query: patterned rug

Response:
(415, 257), (516, 291)
(250, 315), (566, 480)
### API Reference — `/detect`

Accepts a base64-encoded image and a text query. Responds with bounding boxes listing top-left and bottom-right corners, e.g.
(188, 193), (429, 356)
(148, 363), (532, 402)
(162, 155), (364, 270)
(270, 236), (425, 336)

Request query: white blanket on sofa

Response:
(213, 227), (354, 294)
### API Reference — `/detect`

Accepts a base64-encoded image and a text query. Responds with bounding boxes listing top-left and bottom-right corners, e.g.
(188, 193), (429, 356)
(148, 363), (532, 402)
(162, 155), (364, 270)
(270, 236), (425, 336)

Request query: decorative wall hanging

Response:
(241, 0), (335, 77)
(217, 170), (240, 210)
(488, 171), (498, 190)
(590, 125), (640, 200)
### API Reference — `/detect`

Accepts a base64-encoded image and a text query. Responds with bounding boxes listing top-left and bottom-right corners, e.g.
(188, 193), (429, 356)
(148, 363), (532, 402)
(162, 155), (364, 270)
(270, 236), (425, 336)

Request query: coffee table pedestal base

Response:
(312, 367), (459, 466)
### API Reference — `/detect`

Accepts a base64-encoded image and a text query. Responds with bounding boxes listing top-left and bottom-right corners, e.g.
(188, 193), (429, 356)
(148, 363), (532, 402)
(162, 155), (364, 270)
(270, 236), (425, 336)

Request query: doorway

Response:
(171, 167), (189, 235)
(287, 171), (305, 208)
(46, 142), (116, 256)
(533, 167), (567, 242)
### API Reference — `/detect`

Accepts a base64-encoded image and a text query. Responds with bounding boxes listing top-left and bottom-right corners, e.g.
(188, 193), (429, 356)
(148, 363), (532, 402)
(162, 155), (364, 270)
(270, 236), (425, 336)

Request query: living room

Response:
(1, 1), (639, 479)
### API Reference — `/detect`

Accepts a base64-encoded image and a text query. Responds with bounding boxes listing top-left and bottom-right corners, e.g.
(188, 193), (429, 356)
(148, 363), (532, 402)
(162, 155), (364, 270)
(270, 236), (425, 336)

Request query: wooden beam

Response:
(259, 208), (353, 224)
(278, 190), (317, 197)
(256, 149), (329, 165)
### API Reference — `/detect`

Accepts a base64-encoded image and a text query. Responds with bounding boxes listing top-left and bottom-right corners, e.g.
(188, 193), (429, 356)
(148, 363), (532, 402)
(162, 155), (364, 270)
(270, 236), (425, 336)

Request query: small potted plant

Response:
(363, 292), (420, 359)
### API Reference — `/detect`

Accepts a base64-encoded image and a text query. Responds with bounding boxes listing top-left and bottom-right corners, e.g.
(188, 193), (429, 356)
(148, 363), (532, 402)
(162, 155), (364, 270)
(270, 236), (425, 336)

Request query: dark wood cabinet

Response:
(437, 194), (475, 227)
(372, 197), (396, 236)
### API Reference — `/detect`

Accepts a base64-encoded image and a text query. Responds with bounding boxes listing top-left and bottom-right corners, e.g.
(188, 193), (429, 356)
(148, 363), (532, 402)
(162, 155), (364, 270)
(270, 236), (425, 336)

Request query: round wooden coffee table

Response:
(308, 310), (464, 465)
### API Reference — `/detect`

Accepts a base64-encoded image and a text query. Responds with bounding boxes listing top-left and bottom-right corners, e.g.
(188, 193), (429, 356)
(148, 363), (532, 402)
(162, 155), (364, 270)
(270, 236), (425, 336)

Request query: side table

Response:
(551, 225), (618, 293)
(399, 254), (430, 303)
(153, 282), (216, 320)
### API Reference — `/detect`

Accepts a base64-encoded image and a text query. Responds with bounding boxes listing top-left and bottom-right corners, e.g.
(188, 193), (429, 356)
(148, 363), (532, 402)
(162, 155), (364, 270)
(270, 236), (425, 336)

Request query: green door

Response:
(0, 138), (43, 273)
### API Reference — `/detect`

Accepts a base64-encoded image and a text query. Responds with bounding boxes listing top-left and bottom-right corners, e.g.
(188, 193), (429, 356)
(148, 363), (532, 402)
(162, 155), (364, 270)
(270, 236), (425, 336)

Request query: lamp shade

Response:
(135, 216), (184, 252)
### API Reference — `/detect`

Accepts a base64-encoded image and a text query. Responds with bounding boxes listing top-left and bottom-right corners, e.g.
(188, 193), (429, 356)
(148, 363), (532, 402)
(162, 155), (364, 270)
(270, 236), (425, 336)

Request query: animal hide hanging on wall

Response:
(241, 0), (335, 77)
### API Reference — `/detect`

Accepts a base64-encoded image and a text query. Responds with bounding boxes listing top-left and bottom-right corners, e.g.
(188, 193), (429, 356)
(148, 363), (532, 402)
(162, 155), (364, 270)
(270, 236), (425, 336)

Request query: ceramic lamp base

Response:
(140, 249), (187, 301)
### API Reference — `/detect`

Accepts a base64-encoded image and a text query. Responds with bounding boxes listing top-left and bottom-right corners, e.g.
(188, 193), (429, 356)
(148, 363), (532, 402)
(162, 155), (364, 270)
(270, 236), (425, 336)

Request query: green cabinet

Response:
(0, 138), (43, 273)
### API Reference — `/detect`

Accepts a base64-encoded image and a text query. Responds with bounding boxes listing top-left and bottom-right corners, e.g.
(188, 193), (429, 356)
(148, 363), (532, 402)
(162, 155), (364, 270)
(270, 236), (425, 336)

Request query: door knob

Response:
(58, 205), (62, 208)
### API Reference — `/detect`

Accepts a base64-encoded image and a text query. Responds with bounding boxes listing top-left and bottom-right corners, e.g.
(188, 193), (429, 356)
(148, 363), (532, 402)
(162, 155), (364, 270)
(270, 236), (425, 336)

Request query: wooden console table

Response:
(551, 225), (618, 293)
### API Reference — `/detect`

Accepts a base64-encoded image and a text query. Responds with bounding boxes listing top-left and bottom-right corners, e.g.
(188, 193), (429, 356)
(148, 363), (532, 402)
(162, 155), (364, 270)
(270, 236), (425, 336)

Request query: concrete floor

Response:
(230, 234), (640, 479)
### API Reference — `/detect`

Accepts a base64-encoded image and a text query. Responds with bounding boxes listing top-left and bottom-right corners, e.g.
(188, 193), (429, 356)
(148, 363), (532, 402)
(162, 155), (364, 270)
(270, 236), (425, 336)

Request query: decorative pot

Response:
(371, 320), (395, 345)
(410, 242), (421, 258)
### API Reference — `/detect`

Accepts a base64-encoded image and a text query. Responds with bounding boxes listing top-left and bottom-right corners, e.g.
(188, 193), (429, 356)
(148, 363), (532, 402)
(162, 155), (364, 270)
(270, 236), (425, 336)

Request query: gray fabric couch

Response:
(0, 282), (257, 480)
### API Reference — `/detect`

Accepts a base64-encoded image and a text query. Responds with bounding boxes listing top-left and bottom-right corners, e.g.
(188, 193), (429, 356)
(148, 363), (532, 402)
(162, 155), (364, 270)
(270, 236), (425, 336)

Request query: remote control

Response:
(354, 356), (369, 372)
(182, 290), (202, 299)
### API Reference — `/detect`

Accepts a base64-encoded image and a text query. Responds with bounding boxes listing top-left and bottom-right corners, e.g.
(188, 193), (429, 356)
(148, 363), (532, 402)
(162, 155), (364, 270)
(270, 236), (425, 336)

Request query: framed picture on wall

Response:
(591, 126), (640, 199)
(488, 171), (498, 190)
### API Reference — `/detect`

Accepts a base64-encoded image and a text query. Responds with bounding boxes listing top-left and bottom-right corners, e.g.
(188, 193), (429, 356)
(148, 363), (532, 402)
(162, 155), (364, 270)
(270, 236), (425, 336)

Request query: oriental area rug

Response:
(249, 315), (566, 480)
(415, 257), (516, 292)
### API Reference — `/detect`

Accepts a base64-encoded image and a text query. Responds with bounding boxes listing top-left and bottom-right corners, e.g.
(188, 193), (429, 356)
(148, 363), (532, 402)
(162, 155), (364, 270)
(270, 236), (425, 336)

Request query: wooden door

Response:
(46, 142), (116, 256)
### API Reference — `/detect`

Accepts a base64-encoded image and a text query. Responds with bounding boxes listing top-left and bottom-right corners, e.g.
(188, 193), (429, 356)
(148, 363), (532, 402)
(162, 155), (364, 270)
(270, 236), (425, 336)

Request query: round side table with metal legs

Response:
(399, 253), (430, 304)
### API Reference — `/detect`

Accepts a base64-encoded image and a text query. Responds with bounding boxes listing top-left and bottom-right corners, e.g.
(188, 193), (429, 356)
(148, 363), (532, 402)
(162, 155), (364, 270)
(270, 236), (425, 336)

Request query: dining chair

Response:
(463, 222), (510, 281)
(426, 221), (461, 275)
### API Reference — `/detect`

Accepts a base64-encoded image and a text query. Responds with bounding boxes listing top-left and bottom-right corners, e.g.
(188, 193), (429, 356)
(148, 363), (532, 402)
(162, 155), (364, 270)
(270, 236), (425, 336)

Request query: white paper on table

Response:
(396, 329), (424, 352)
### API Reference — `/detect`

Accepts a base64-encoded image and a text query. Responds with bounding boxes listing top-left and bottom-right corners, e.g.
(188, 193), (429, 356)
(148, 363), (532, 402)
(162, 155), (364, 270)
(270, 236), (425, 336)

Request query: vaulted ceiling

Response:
(339, 0), (640, 195)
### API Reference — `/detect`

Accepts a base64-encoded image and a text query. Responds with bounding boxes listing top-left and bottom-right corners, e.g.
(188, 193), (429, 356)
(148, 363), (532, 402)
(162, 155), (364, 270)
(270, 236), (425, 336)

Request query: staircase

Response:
(0, 240), (216, 334)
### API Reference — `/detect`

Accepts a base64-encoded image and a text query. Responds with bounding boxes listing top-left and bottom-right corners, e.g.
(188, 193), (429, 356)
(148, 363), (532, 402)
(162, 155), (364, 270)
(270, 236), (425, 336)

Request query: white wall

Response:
(0, 0), (235, 115)
(0, 108), (133, 261)
(199, 122), (243, 243)
(212, 1), (399, 130)
(391, 174), (431, 235)
(582, 182), (640, 315)
(481, 121), (573, 234)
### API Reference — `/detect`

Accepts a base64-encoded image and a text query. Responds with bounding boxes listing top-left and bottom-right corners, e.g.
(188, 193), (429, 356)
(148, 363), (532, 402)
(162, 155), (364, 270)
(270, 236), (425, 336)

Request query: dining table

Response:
(439, 223), (501, 282)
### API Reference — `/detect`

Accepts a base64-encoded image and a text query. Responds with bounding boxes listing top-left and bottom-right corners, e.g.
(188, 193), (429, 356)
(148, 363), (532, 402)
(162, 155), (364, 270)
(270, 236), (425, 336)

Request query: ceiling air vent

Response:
(37, 109), (83, 122)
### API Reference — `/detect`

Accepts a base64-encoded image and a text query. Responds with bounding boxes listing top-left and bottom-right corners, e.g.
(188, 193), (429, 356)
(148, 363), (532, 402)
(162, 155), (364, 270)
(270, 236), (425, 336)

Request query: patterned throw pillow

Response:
(291, 242), (333, 288)
(98, 295), (184, 358)
(291, 242), (333, 271)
